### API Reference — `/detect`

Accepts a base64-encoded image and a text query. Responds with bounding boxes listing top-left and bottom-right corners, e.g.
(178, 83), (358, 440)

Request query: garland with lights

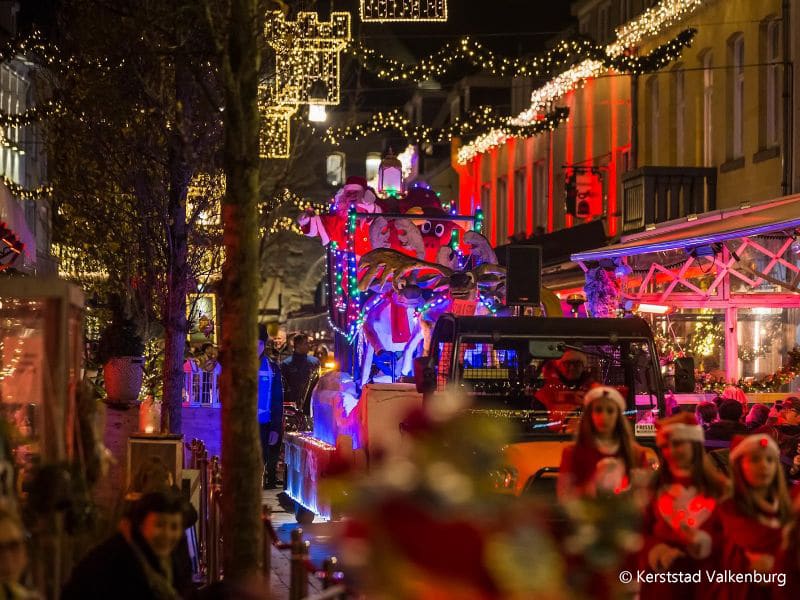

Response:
(323, 105), (569, 147)
(347, 29), (696, 84)
(0, 99), (62, 127)
(1, 177), (52, 202)
(696, 347), (800, 394)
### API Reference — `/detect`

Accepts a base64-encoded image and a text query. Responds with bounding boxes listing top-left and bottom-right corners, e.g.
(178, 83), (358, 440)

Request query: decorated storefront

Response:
(571, 195), (800, 395)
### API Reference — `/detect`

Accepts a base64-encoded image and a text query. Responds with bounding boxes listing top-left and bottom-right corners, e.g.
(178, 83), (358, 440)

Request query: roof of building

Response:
(571, 194), (800, 262)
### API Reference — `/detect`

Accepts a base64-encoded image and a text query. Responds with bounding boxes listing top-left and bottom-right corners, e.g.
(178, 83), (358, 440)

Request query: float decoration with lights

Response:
(0, 221), (24, 271)
(298, 151), (505, 385)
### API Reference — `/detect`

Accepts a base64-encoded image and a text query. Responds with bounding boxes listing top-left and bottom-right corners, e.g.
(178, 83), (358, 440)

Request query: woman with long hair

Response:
(639, 412), (729, 600)
(557, 386), (656, 501)
(714, 434), (794, 599)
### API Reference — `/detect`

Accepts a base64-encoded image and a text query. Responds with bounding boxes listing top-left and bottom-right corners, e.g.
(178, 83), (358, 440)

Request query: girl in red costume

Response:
(557, 386), (657, 501)
(714, 434), (794, 600)
(640, 413), (729, 600)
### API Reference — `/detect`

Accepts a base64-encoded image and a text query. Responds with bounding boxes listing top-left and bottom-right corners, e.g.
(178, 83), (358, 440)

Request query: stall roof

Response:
(571, 194), (800, 262)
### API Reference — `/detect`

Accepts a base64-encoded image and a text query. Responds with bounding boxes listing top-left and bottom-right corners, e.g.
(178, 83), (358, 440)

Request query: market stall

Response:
(571, 194), (800, 396)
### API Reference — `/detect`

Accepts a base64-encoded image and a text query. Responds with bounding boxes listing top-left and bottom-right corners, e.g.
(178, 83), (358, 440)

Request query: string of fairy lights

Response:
(7, 0), (701, 175)
(360, 0), (447, 23)
(346, 28), (696, 85)
(323, 105), (570, 146)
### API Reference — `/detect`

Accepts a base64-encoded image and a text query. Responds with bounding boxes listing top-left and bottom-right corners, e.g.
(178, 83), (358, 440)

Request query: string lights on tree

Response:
(360, 0), (447, 22)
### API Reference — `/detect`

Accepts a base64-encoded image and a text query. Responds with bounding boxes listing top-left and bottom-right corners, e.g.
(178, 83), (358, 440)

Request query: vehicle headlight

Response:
(490, 466), (518, 490)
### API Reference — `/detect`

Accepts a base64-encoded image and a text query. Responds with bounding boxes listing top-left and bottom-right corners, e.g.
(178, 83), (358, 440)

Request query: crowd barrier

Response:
(186, 438), (346, 598)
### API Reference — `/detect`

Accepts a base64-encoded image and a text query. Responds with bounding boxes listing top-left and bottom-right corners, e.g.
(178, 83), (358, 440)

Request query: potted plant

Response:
(97, 297), (145, 406)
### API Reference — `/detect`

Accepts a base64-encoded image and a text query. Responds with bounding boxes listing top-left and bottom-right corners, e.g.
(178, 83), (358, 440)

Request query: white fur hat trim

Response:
(656, 423), (705, 445)
(584, 386), (626, 413)
(729, 434), (779, 462)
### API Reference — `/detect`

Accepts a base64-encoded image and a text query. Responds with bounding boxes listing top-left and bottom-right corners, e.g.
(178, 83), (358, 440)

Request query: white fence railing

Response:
(184, 369), (220, 405)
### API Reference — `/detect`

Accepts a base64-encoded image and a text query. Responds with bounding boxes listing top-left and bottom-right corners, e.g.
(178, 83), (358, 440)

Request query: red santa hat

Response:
(583, 385), (625, 414)
(655, 412), (705, 446)
(343, 176), (368, 191)
(728, 433), (779, 463)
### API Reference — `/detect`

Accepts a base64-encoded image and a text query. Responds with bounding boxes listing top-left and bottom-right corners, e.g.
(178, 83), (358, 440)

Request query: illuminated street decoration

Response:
(607, 0), (704, 56)
(360, 0), (447, 22)
(187, 172), (225, 226)
(258, 101), (297, 159)
(265, 11), (351, 107)
(457, 0), (702, 162)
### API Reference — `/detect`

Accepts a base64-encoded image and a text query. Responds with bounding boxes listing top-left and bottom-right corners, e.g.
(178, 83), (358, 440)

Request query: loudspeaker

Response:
(674, 357), (696, 393)
(505, 245), (542, 306)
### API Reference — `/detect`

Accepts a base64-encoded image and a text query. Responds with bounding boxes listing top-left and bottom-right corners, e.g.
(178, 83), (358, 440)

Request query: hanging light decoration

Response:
(258, 100), (297, 159)
(265, 11), (351, 107)
(360, 0), (447, 23)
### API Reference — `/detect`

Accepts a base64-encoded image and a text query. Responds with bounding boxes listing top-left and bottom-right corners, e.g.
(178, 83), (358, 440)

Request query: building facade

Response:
(0, 1), (53, 274)
(455, 0), (800, 391)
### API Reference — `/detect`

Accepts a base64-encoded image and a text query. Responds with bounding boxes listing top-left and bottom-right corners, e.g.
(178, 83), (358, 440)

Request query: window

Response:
(619, 0), (632, 24)
(365, 152), (381, 188)
(450, 96), (460, 125)
(480, 183), (490, 213)
(619, 147), (632, 173)
(764, 19), (781, 147)
(326, 152), (345, 187)
(533, 160), (547, 232)
(598, 3), (610, 44)
(496, 177), (508, 243)
(514, 169), (527, 236)
(729, 34), (745, 159)
(647, 76), (659, 164)
(511, 77), (532, 116)
(702, 51), (714, 167)
(674, 67), (685, 164)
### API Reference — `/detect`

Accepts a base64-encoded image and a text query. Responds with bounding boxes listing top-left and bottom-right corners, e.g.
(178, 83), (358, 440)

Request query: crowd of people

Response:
(558, 385), (800, 598)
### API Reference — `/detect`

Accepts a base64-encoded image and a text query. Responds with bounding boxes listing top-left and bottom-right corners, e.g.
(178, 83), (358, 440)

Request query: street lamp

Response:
(378, 149), (403, 196)
(308, 80), (328, 123)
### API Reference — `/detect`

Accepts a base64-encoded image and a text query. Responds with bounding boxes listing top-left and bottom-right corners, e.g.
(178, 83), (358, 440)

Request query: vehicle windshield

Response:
(442, 335), (660, 437)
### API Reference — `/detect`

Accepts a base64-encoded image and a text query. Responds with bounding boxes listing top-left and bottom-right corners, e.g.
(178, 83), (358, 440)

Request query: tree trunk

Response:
(162, 50), (193, 433)
(219, 0), (263, 580)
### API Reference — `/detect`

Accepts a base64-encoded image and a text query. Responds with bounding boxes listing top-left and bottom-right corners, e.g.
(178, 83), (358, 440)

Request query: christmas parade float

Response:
(283, 162), (507, 520)
(282, 161), (666, 522)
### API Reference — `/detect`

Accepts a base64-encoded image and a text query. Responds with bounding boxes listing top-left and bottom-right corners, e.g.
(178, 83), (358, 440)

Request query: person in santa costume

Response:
(713, 434), (794, 600)
(298, 176), (383, 255)
(639, 412), (729, 600)
(557, 386), (657, 501)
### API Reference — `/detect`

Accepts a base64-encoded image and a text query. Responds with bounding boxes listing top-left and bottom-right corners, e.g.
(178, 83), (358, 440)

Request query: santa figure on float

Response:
(298, 175), (382, 256)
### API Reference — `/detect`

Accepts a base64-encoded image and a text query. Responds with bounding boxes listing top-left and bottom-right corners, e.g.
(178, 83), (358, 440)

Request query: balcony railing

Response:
(621, 167), (717, 234)
(184, 368), (220, 405)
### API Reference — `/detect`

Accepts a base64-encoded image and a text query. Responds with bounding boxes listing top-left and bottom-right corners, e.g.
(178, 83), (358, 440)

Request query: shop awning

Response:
(571, 194), (800, 262)
(0, 182), (36, 268)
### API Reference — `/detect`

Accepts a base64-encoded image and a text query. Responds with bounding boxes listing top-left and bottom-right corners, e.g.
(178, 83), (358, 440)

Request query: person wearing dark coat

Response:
(281, 333), (320, 418)
(705, 399), (747, 443)
(61, 491), (191, 600)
